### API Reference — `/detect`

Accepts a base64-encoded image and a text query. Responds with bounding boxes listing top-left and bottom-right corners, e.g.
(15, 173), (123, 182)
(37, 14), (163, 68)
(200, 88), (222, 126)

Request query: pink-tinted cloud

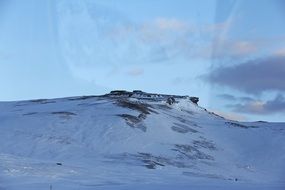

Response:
(228, 94), (285, 115)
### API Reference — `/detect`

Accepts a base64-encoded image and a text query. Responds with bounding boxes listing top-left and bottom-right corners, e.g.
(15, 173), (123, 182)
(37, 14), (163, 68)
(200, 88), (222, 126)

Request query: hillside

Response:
(0, 91), (284, 190)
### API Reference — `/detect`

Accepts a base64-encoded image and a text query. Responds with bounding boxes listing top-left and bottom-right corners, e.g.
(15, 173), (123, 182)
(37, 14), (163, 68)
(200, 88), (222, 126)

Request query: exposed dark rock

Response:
(257, 120), (268, 123)
(22, 112), (38, 116)
(105, 90), (200, 106)
(115, 99), (157, 115)
(106, 152), (191, 169)
(118, 114), (140, 123)
(172, 144), (214, 160)
(154, 104), (172, 110)
(68, 96), (97, 101)
(165, 114), (201, 128)
(110, 90), (128, 94)
(183, 172), (228, 180)
(171, 123), (198, 133)
(138, 113), (147, 119)
(209, 111), (225, 119)
(29, 99), (56, 104)
(117, 114), (147, 132)
(110, 90), (133, 97)
(193, 140), (217, 150)
(189, 97), (199, 104)
(225, 122), (258, 129)
(51, 111), (77, 116)
(166, 97), (176, 105)
(133, 90), (144, 94)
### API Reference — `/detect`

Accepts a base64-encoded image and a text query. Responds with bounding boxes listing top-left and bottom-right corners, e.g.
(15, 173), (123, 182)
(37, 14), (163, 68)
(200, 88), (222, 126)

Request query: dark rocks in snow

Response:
(208, 111), (225, 119)
(257, 120), (268, 123)
(115, 99), (160, 131)
(193, 140), (217, 150)
(171, 123), (198, 134)
(110, 90), (128, 94)
(166, 97), (175, 105)
(110, 152), (189, 169)
(111, 143), (215, 170)
(106, 90), (200, 105)
(117, 113), (147, 132)
(183, 171), (227, 180)
(137, 153), (166, 169)
(115, 99), (157, 115)
(30, 99), (56, 104)
(110, 90), (133, 97)
(189, 97), (199, 104)
(225, 122), (258, 129)
(51, 111), (77, 116)
(22, 112), (38, 116)
(68, 95), (97, 101)
(173, 144), (214, 160)
(56, 162), (62, 166)
(133, 90), (144, 94)
(138, 113), (147, 120)
(51, 111), (77, 119)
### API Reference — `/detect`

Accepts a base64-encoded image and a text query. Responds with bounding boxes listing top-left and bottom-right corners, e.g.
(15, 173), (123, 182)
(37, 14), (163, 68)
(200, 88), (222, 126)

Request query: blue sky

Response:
(0, 0), (285, 122)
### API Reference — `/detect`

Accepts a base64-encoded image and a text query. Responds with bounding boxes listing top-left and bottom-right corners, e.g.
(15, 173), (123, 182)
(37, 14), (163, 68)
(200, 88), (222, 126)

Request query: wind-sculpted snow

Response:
(0, 91), (284, 189)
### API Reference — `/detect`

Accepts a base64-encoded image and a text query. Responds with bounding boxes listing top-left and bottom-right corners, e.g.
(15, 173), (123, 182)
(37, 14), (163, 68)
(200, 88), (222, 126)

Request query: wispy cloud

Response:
(126, 68), (144, 76)
(91, 15), (236, 62)
(57, 1), (285, 87)
(217, 94), (236, 101)
(152, 18), (189, 31)
(274, 47), (285, 56)
(217, 93), (255, 102)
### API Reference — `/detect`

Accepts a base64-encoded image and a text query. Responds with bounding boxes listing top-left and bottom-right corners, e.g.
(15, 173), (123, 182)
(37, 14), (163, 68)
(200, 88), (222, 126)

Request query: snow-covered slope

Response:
(0, 91), (284, 190)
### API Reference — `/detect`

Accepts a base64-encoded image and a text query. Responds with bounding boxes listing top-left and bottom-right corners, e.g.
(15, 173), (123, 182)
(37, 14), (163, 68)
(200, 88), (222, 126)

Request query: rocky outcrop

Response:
(166, 97), (176, 105)
(189, 97), (199, 104)
(106, 90), (199, 105)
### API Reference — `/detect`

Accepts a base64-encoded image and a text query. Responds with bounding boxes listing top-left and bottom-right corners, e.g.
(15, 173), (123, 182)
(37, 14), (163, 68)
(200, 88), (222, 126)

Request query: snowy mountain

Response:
(0, 91), (284, 190)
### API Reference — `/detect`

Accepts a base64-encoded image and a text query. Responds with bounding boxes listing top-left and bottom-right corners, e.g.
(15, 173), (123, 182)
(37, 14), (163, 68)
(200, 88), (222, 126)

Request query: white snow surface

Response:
(0, 94), (284, 190)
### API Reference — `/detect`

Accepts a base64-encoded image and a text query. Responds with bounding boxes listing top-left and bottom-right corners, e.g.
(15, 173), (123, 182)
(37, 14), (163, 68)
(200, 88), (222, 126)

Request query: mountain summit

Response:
(0, 91), (284, 189)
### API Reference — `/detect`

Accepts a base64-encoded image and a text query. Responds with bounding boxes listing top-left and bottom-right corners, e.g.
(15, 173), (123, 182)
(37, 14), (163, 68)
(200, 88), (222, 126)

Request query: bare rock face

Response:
(107, 90), (199, 105)
(110, 90), (132, 96)
(189, 97), (199, 104)
(166, 97), (176, 105)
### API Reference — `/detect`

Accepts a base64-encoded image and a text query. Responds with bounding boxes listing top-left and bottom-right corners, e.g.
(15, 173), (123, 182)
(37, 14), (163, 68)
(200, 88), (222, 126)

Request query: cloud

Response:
(228, 94), (285, 115)
(204, 55), (285, 94)
(80, 11), (238, 63)
(127, 68), (144, 76)
(217, 94), (236, 101)
(239, 96), (255, 102)
(209, 40), (258, 59)
(217, 93), (255, 102)
(274, 48), (285, 56)
(153, 18), (189, 31)
(228, 41), (257, 56)
(56, 0), (284, 86)
(173, 40), (256, 60)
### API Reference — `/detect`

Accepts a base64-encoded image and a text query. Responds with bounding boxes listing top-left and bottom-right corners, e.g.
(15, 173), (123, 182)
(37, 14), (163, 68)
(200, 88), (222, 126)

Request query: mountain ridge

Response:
(0, 91), (284, 189)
